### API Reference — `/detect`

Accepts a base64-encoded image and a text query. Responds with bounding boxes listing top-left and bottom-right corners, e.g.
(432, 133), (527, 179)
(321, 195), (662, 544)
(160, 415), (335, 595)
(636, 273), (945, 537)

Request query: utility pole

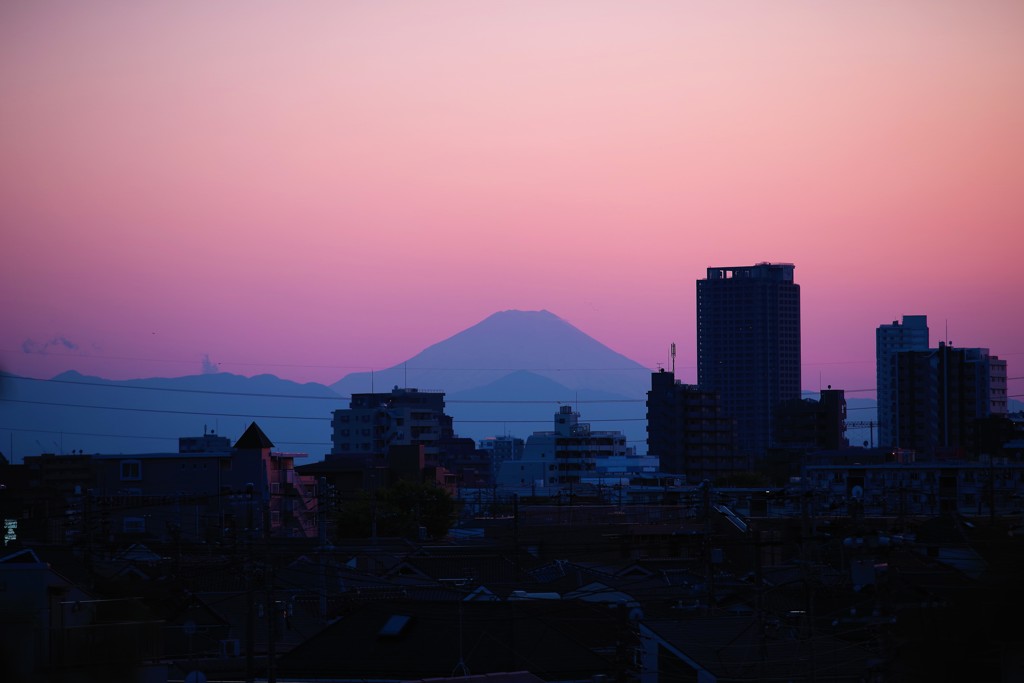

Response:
(245, 484), (255, 683)
(318, 476), (329, 622)
(800, 490), (818, 683)
(753, 525), (766, 679)
(512, 494), (520, 580)
(265, 499), (276, 683)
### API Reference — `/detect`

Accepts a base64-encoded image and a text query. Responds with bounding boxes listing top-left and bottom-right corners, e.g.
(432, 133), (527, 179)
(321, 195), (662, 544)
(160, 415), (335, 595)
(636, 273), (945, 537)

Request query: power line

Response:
(2, 375), (647, 403)
(0, 426), (333, 446)
(0, 398), (330, 421)
(5, 375), (349, 401)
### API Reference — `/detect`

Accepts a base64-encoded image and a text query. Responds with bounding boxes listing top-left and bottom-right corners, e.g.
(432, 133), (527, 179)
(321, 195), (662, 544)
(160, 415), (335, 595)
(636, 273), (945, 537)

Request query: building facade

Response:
(330, 387), (454, 458)
(646, 369), (741, 483)
(496, 406), (632, 497)
(876, 315), (929, 448)
(478, 435), (525, 484)
(894, 343), (1008, 458)
(697, 263), (801, 460)
(774, 388), (849, 452)
(20, 423), (317, 545)
(802, 457), (1024, 518)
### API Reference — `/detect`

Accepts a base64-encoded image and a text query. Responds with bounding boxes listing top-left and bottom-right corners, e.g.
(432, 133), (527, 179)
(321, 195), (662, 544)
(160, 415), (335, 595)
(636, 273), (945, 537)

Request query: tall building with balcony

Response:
(646, 369), (740, 483)
(876, 315), (929, 448)
(330, 386), (454, 458)
(697, 263), (801, 461)
(894, 343), (1008, 458)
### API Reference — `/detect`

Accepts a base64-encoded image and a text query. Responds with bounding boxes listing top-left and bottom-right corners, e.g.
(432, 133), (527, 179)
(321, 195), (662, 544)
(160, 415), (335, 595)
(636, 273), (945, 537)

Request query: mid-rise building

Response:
(496, 406), (632, 497)
(774, 388), (849, 452)
(646, 369), (740, 483)
(802, 455), (1024, 518)
(894, 343), (1008, 458)
(20, 423), (317, 543)
(331, 386), (454, 458)
(478, 435), (525, 483)
(876, 315), (929, 447)
(697, 263), (801, 460)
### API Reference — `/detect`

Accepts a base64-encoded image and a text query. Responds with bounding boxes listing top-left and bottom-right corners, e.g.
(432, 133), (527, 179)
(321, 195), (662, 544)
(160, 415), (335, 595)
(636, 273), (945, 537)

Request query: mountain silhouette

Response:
(0, 311), (655, 459)
(0, 370), (343, 459)
(331, 309), (651, 397)
(0, 312), (901, 461)
(328, 310), (653, 450)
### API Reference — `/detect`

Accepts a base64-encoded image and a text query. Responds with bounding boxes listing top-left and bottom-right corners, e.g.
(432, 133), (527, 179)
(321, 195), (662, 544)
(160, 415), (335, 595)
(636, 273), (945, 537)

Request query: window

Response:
(120, 460), (142, 481)
(123, 517), (146, 533)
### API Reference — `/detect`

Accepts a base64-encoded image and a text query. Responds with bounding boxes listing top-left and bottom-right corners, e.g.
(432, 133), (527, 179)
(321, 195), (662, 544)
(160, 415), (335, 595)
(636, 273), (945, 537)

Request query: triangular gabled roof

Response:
(0, 548), (42, 564)
(233, 421), (274, 450)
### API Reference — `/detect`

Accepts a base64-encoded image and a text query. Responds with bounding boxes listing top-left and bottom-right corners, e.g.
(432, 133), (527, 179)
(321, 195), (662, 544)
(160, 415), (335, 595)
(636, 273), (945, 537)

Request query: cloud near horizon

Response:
(21, 336), (79, 355)
(201, 354), (220, 374)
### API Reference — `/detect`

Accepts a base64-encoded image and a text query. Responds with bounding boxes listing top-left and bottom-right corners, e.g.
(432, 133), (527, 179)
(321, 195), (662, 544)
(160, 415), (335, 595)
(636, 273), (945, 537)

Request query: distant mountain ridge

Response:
(0, 370), (344, 458)
(1, 310), (655, 458)
(2, 310), (932, 460)
(329, 310), (653, 448)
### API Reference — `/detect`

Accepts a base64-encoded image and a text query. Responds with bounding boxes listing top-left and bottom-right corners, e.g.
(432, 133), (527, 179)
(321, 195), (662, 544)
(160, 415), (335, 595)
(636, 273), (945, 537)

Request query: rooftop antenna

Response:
(670, 342), (676, 374)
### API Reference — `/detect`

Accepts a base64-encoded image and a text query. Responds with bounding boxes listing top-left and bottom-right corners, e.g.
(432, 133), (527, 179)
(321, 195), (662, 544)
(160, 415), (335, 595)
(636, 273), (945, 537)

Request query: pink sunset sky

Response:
(2, 1), (1022, 399)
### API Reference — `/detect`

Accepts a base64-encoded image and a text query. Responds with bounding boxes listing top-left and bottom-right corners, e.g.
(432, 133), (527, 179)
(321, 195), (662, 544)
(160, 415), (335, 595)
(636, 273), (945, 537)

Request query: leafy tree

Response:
(331, 481), (456, 541)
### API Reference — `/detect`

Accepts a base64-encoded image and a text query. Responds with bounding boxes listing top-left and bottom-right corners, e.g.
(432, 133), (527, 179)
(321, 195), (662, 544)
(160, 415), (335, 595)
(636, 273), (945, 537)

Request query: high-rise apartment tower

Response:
(696, 263), (801, 460)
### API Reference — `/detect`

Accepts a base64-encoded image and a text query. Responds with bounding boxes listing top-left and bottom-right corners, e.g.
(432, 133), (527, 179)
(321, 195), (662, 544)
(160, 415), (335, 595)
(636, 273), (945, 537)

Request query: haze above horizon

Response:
(3, 2), (1022, 396)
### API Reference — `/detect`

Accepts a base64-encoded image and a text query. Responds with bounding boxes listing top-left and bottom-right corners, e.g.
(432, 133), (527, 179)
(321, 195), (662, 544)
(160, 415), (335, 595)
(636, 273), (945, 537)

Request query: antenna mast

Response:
(670, 342), (676, 374)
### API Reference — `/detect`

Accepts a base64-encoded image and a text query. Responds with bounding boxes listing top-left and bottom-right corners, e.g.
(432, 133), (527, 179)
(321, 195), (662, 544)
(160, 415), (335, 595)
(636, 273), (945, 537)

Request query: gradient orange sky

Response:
(2, 1), (1022, 399)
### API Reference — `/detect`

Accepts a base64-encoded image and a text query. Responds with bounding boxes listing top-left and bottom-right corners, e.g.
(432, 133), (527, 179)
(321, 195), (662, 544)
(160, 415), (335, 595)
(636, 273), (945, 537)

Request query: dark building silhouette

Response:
(331, 386), (455, 458)
(178, 428), (232, 453)
(646, 369), (741, 482)
(774, 387), (849, 452)
(478, 435), (525, 484)
(697, 263), (801, 461)
(894, 342), (1008, 458)
(876, 315), (929, 448)
(15, 423), (316, 544)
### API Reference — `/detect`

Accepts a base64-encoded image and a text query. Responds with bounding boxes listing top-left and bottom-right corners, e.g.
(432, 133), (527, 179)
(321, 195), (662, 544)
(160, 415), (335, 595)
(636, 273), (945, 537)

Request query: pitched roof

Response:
(644, 615), (873, 681)
(277, 598), (622, 681)
(233, 421), (275, 450)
